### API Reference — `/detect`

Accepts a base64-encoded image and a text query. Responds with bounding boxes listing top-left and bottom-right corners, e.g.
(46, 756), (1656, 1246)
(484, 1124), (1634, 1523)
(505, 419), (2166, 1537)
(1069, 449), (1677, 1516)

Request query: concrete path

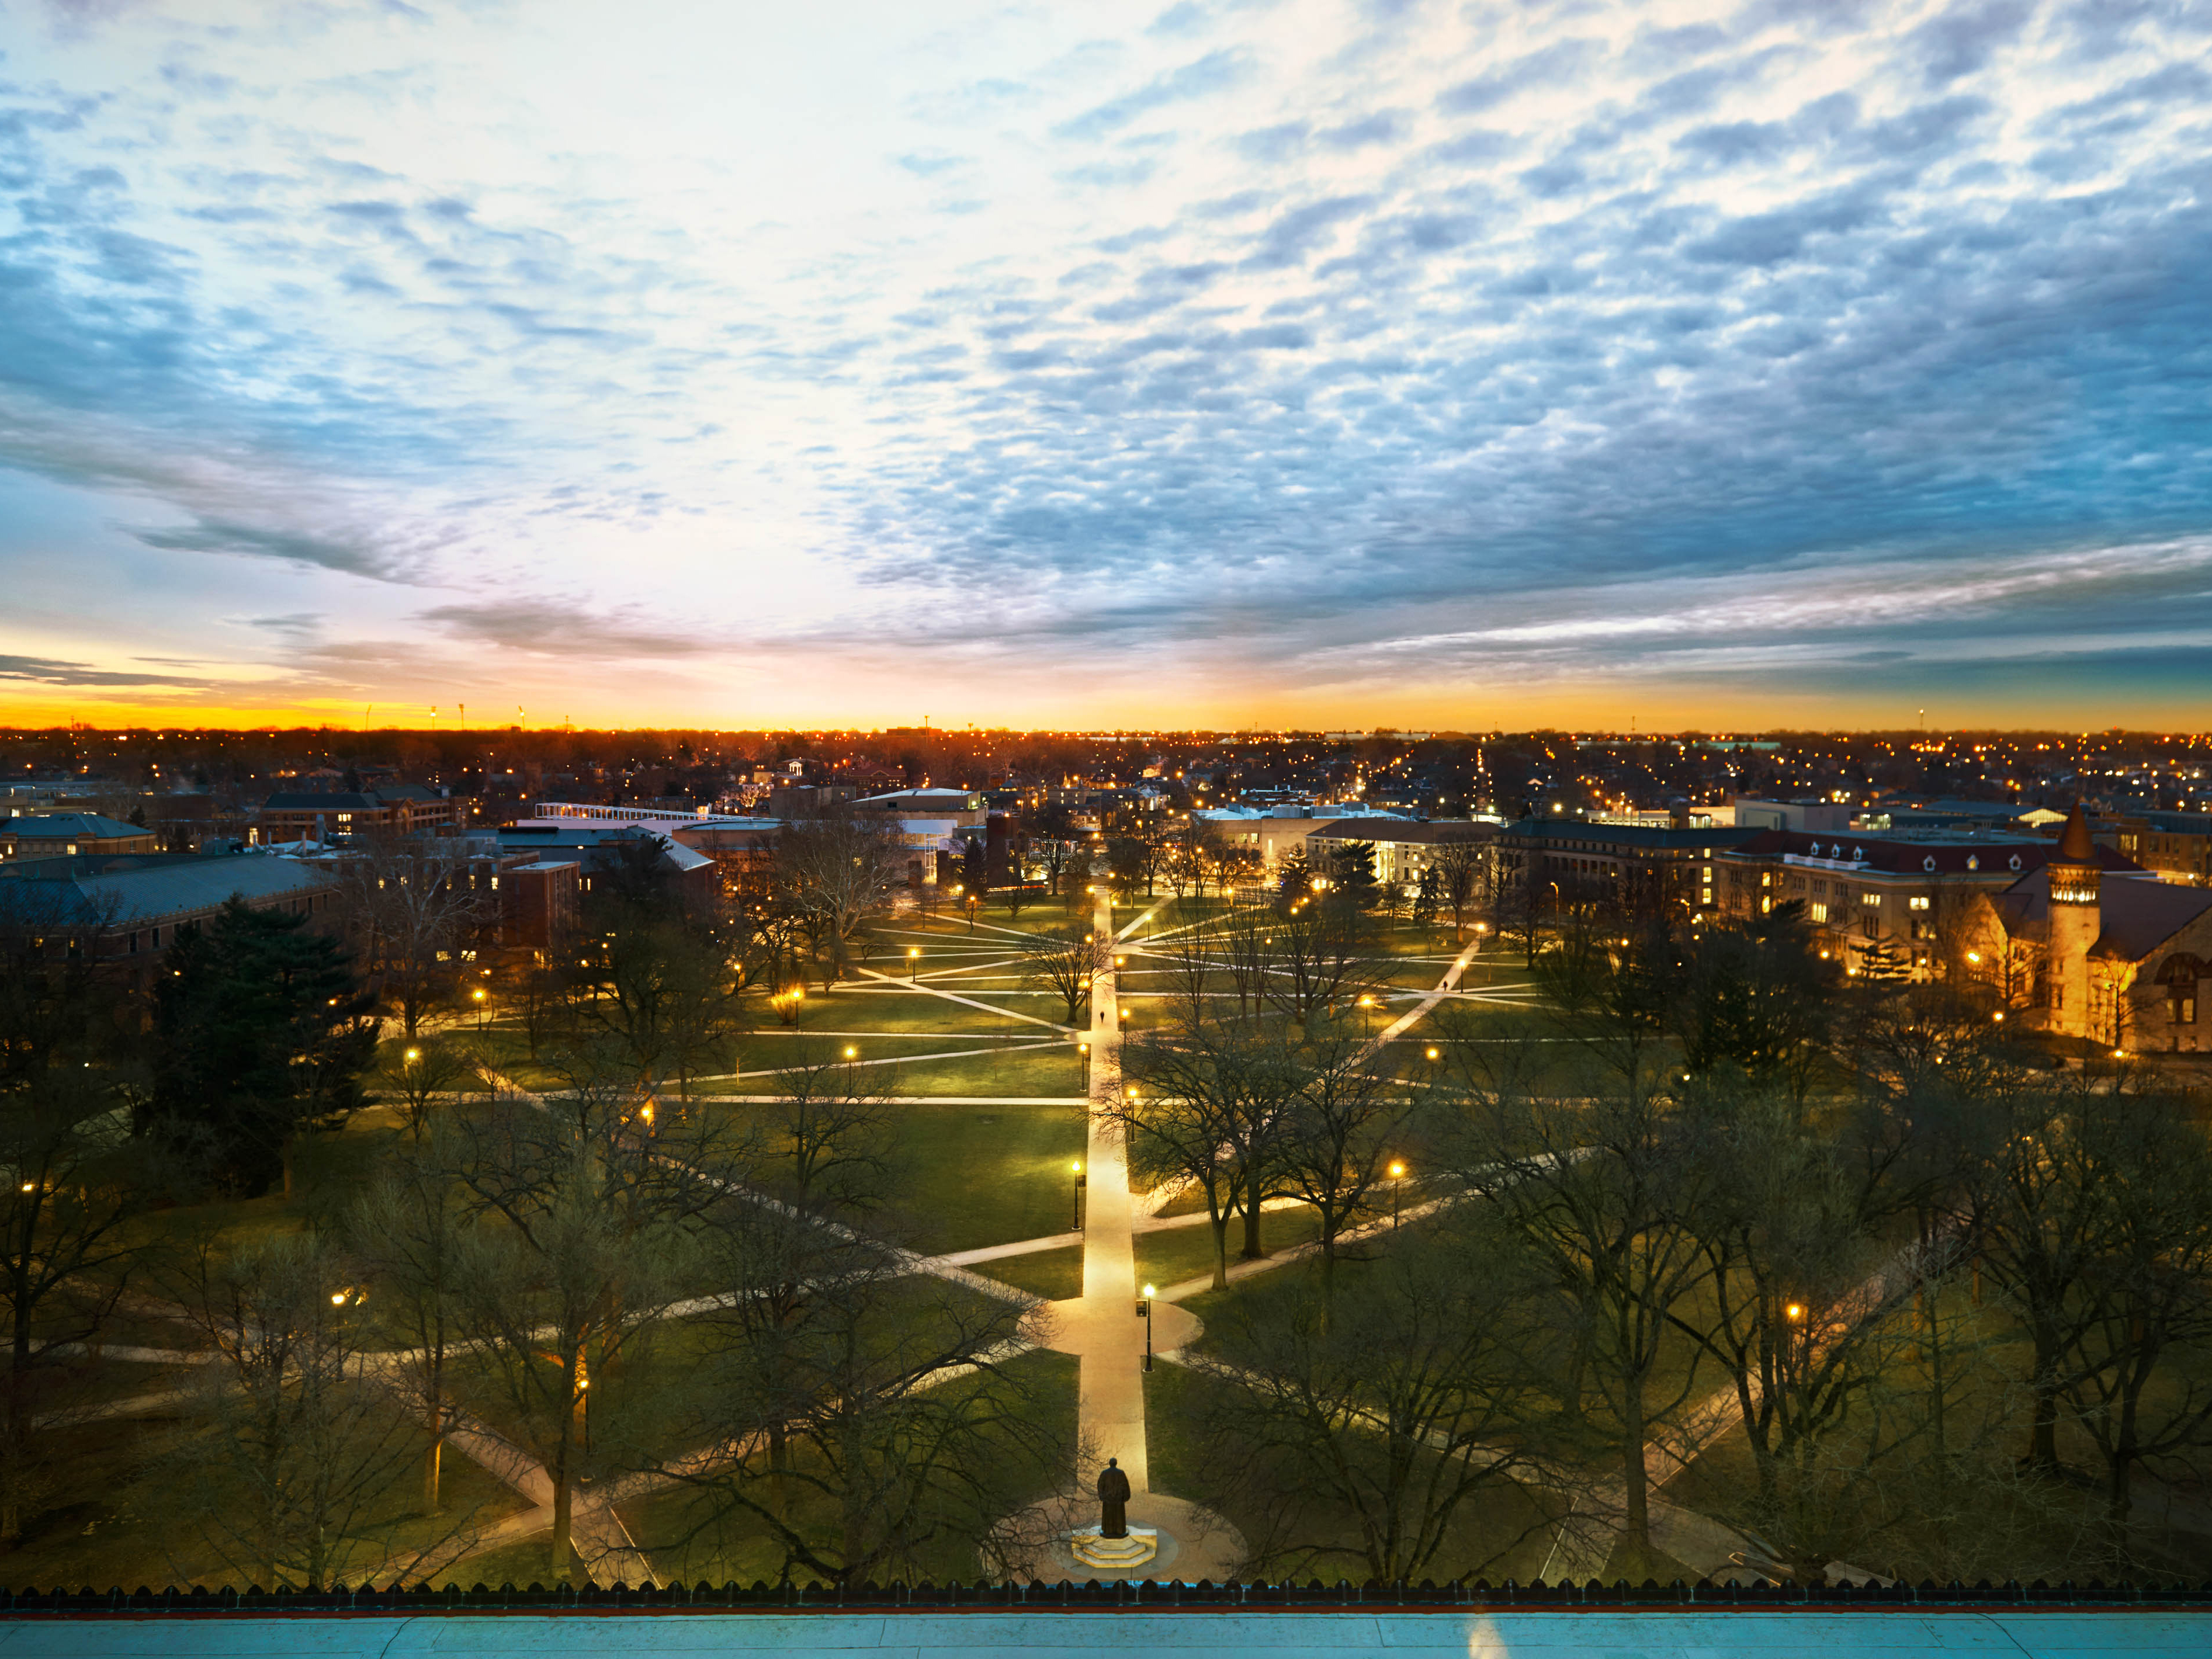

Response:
(1024, 888), (1219, 1578)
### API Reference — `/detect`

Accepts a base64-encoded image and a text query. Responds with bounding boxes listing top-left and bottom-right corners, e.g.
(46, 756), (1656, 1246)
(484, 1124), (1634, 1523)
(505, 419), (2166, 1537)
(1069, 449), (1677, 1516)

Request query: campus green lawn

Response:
(972, 1245), (1084, 1303)
(884, 1101), (1087, 1252)
(597, 1347), (1079, 1588)
(0, 1397), (529, 1594)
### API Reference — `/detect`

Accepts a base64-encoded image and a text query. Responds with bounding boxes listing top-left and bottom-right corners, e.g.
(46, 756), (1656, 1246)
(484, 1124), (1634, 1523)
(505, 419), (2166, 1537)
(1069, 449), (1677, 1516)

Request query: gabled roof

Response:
(1990, 865), (2212, 963)
(2090, 875), (2212, 963)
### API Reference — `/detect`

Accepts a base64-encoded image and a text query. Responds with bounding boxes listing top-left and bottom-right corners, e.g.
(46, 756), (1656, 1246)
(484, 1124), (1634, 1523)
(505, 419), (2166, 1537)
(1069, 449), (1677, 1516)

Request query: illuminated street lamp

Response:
(1073, 1159), (1087, 1230)
(1388, 1159), (1407, 1230)
(472, 987), (488, 1030)
(909, 946), (921, 982)
(1078, 1039), (1090, 1089)
(1138, 1282), (1156, 1372)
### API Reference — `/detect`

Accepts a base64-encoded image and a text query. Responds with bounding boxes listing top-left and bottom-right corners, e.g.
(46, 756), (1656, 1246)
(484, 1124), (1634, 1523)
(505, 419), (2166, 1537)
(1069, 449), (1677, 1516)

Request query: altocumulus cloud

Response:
(0, 0), (2208, 721)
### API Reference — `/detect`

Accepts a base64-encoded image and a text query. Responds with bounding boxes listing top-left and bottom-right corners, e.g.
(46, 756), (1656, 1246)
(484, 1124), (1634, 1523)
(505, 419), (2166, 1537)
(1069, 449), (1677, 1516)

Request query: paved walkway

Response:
(1027, 891), (1215, 1579)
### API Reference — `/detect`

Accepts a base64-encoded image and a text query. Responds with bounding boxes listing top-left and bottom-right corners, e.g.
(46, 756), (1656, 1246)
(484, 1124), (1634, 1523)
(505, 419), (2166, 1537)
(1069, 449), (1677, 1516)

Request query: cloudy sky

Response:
(2, 0), (2209, 731)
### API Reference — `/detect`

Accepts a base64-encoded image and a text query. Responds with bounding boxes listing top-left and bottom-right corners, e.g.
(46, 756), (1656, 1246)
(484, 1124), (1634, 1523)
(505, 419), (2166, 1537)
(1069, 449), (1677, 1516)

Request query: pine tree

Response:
(145, 899), (379, 1196)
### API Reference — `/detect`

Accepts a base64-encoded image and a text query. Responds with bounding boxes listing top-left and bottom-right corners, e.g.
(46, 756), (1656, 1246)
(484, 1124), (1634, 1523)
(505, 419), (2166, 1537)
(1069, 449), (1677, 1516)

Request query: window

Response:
(2175, 996), (2198, 1026)
(1861, 891), (1882, 907)
(1909, 896), (1930, 911)
(1810, 901), (1829, 924)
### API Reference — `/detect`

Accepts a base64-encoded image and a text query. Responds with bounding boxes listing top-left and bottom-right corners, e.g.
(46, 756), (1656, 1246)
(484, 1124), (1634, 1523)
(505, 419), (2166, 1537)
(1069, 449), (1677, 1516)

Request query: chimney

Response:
(1669, 799), (1691, 832)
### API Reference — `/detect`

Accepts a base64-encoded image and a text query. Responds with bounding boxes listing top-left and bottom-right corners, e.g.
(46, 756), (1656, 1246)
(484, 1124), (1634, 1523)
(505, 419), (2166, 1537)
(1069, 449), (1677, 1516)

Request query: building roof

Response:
(1502, 818), (1762, 852)
(0, 851), (334, 930)
(2057, 800), (2096, 862)
(262, 792), (384, 811)
(0, 813), (146, 840)
(2090, 873), (2212, 963)
(1735, 829), (2140, 878)
(1308, 819), (1496, 845)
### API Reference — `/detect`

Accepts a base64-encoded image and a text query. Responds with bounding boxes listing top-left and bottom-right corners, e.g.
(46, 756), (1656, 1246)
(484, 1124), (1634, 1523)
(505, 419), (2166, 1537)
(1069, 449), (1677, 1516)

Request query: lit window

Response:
(1809, 902), (1829, 923)
(1862, 891), (1882, 906)
(1909, 896), (1930, 910)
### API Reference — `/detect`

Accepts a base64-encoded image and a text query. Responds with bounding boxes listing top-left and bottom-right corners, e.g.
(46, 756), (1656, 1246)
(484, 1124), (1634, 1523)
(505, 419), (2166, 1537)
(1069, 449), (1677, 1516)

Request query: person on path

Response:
(1096, 1457), (1131, 1537)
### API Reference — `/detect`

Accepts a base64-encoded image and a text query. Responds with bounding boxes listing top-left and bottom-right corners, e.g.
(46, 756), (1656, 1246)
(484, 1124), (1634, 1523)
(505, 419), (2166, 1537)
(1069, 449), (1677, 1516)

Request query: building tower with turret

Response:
(2045, 801), (2101, 1037)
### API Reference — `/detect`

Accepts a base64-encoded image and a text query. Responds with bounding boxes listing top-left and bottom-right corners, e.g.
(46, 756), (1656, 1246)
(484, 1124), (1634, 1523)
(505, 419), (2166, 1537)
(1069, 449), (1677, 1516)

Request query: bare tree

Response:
(346, 1132), (470, 1516)
(1261, 898), (1378, 1029)
(1020, 926), (1105, 1028)
(1271, 1025), (1413, 1299)
(1176, 1221), (1560, 1582)
(444, 1053), (734, 1581)
(1119, 1015), (1298, 1282)
(773, 814), (902, 986)
(168, 1231), (462, 1589)
(338, 842), (499, 1041)
(652, 1237), (1052, 1587)
(1452, 1078), (1712, 1561)
(0, 892), (146, 1542)
(375, 1036), (482, 1140)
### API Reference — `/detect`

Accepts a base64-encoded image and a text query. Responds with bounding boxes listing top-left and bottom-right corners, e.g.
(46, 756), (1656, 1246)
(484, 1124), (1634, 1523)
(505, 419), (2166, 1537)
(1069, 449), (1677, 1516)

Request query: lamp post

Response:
(909, 946), (921, 982)
(1388, 1159), (1407, 1230)
(1078, 1039), (1090, 1091)
(1073, 1159), (1086, 1230)
(472, 986), (487, 1032)
(1138, 1282), (1155, 1372)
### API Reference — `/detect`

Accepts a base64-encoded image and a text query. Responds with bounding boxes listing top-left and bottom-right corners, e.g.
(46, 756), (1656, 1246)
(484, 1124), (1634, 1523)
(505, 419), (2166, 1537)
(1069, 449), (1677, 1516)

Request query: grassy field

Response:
(971, 1244), (1084, 1302)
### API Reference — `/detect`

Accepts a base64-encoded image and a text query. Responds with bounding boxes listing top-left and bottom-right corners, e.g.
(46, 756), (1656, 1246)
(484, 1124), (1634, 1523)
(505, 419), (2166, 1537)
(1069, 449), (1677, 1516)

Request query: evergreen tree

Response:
(145, 899), (378, 1196)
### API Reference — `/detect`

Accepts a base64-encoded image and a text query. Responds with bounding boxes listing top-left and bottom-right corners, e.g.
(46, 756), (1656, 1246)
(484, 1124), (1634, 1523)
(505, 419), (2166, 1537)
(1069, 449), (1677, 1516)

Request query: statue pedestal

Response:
(1067, 1526), (1158, 1571)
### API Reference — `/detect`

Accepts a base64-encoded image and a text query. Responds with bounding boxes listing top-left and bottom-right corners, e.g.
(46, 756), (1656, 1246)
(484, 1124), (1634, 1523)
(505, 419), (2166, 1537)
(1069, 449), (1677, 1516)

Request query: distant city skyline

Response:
(2, 0), (2208, 731)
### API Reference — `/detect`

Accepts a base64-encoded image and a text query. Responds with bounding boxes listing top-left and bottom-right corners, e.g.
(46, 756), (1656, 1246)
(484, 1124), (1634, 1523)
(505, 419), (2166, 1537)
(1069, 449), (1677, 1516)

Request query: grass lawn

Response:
(970, 1245), (1083, 1302)
(1, 1397), (528, 1592)
(1138, 1222), (1240, 1293)
(804, 990), (1075, 1036)
(605, 1347), (1079, 1587)
(1142, 1360), (1567, 1584)
(883, 1101), (1087, 1252)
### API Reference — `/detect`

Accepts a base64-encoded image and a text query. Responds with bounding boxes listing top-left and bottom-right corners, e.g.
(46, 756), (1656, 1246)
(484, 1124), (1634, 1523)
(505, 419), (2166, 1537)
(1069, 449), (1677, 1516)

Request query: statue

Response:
(1095, 1456), (1131, 1538)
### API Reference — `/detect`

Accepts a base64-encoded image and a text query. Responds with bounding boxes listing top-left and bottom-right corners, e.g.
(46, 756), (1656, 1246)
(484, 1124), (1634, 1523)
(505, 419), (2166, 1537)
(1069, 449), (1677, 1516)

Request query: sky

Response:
(2, 0), (2210, 733)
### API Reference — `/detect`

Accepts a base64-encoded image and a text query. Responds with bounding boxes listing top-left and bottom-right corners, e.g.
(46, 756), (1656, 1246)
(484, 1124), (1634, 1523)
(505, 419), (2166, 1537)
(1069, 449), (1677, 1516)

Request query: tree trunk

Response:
(1240, 1178), (1266, 1260)
(1209, 1215), (1229, 1292)
(2027, 1323), (2062, 1470)
(1620, 1392), (1651, 1556)
(549, 1471), (574, 1584)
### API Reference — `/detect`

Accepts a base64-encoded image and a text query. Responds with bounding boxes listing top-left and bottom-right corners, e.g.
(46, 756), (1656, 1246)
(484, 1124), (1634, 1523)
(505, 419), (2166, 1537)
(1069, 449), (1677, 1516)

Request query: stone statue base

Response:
(1068, 1526), (1158, 1570)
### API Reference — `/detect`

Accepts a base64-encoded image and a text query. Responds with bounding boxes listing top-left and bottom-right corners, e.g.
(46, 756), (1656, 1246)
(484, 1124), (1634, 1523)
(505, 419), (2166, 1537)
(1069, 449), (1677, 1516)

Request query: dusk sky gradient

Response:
(2, 0), (2210, 730)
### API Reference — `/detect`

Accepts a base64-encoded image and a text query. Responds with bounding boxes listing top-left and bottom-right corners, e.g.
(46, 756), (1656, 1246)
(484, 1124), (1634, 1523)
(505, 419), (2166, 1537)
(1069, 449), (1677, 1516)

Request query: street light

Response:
(1079, 1039), (1090, 1089)
(1138, 1282), (1156, 1372)
(1073, 1159), (1087, 1229)
(472, 987), (488, 1031)
(1388, 1159), (1407, 1230)
(909, 946), (921, 981)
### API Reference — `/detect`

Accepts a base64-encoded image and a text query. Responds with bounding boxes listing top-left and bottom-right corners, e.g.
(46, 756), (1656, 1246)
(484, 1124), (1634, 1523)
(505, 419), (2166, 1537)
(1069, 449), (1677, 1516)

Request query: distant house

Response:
(0, 813), (159, 862)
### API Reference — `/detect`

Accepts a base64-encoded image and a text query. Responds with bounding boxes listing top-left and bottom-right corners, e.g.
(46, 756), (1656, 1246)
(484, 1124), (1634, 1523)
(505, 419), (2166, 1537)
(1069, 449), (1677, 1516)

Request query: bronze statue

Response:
(1095, 1456), (1131, 1537)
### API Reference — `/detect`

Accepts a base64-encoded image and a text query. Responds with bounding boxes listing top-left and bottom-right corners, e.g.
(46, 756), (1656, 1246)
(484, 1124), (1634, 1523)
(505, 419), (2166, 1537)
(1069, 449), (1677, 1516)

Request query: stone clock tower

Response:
(2045, 801), (2100, 1037)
